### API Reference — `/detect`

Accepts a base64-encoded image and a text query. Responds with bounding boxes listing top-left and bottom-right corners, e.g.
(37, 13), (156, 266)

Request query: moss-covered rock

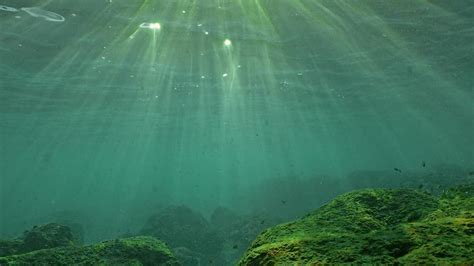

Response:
(239, 185), (474, 264)
(0, 240), (23, 257)
(0, 236), (179, 265)
(433, 183), (474, 219)
(0, 223), (75, 257)
(22, 223), (76, 252)
(140, 205), (223, 263)
(35, 210), (87, 244)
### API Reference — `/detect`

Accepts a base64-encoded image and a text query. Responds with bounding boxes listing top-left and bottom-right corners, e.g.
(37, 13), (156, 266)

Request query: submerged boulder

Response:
(36, 210), (88, 244)
(140, 205), (223, 259)
(0, 239), (23, 257)
(172, 246), (202, 265)
(0, 223), (75, 256)
(0, 236), (179, 265)
(22, 223), (75, 252)
(239, 185), (474, 264)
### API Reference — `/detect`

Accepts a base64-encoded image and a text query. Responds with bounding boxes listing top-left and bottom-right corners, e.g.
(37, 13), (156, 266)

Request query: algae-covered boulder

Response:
(0, 236), (179, 265)
(0, 240), (23, 257)
(140, 205), (223, 259)
(239, 185), (474, 264)
(22, 223), (75, 252)
(36, 210), (88, 244)
(431, 183), (474, 219)
(0, 223), (75, 257)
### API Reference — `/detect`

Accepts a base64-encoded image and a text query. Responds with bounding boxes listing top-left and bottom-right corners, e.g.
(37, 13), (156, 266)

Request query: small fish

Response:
(422, 161), (426, 167)
(394, 168), (402, 173)
(418, 184), (423, 190)
(260, 220), (265, 225)
(281, 200), (286, 204)
(232, 244), (238, 249)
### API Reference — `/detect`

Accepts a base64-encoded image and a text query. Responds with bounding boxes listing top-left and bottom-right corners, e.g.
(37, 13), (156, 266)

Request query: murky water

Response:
(1, 0), (473, 250)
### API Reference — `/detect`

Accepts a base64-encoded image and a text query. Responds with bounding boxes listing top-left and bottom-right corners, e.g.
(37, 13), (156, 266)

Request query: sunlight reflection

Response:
(139, 22), (161, 30)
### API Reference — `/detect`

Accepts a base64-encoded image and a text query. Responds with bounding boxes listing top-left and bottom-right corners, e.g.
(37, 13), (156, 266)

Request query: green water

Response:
(0, 0), (473, 244)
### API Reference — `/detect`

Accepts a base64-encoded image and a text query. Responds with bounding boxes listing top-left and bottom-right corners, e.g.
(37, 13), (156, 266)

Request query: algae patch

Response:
(239, 184), (474, 264)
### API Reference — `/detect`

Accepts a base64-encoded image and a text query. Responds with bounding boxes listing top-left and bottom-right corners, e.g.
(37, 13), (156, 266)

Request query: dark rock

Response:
(140, 205), (223, 263)
(210, 207), (281, 265)
(0, 239), (23, 257)
(173, 246), (202, 266)
(22, 223), (75, 252)
(37, 210), (88, 244)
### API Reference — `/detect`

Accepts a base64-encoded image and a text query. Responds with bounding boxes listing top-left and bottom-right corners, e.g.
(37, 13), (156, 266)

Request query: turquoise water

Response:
(0, 0), (473, 246)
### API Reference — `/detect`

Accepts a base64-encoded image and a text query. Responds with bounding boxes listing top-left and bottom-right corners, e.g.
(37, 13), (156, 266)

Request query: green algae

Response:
(0, 223), (76, 257)
(239, 185), (474, 264)
(0, 236), (179, 265)
(0, 240), (23, 257)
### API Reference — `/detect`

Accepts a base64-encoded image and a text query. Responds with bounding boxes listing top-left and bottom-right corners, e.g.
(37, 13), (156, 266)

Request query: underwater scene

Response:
(0, 0), (473, 264)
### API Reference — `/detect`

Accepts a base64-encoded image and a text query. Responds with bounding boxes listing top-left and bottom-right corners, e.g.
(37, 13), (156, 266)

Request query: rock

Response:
(436, 183), (474, 218)
(172, 246), (202, 266)
(140, 205), (223, 262)
(0, 239), (23, 257)
(239, 185), (474, 264)
(210, 207), (282, 265)
(36, 210), (88, 244)
(211, 207), (282, 243)
(0, 236), (179, 265)
(22, 223), (75, 252)
(0, 223), (75, 256)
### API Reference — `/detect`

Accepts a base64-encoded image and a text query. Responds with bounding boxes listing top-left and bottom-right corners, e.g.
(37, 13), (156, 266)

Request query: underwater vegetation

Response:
(139, 205), (281, 265)
(0, 225), (178, 265)
(1, 183), (472, 265)
(239, 184), (474, 264)
(0, 223), (75, 257)
(0, 207), (278, 265)
(140, 205), (224, 264)
(0, 0), (472, 264)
